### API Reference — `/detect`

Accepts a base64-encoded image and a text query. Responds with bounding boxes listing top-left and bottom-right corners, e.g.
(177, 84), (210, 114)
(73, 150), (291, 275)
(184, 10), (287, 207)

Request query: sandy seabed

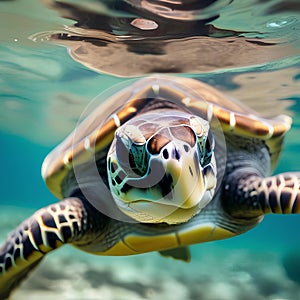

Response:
(1, 207), (300, 300)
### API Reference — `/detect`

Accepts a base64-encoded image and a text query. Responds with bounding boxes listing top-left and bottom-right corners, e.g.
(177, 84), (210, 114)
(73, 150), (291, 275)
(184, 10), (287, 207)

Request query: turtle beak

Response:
(156, 142), (208, 209)
(124, 141), (212, 209)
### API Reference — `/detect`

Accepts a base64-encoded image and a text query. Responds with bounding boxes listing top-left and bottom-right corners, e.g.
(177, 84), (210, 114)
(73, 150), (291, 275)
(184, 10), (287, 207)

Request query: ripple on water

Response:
(27, 0), (300, 77)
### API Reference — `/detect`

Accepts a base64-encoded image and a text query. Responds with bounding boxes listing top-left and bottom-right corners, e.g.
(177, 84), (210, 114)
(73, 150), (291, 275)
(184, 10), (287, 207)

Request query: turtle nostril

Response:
(173, 148), (180, 161)
(161, 144), (181, 161)
(163, 149), (169, 159)
(183, 144), (189, 153)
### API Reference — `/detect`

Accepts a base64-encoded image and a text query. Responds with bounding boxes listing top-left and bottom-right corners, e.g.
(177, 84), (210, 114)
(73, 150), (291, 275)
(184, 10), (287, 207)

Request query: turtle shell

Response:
(42, 75), (292, 200)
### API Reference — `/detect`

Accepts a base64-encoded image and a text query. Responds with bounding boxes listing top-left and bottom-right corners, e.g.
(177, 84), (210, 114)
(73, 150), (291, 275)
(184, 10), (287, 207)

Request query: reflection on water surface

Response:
(36, 0), (300, 76)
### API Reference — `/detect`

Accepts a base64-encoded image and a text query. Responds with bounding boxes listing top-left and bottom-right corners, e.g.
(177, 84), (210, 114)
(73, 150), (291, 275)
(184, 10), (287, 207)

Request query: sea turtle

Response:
(1, 75), (299, 299)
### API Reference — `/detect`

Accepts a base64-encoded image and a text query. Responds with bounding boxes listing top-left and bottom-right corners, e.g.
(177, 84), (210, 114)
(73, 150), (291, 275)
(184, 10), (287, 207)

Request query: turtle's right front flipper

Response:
(255, 172), (300, 214)
(0, 197), (88, 299)
(223, 172), (300, 218)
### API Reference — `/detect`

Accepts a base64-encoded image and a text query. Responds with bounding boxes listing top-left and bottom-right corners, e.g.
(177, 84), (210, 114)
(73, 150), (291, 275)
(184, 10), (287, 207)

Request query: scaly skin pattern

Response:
(253, 173), (300, 214)
(0, 198), (88, 299)
(223, 172), (300, 218)
(221, 135), (300, 218)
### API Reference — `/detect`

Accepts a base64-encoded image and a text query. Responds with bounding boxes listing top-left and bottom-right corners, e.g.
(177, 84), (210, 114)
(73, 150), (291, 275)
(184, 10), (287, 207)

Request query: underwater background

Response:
(1, 0), (300, 299)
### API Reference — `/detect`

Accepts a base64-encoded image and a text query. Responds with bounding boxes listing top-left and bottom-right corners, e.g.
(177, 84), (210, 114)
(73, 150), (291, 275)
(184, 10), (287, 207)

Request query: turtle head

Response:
(107, 110), (217, 224)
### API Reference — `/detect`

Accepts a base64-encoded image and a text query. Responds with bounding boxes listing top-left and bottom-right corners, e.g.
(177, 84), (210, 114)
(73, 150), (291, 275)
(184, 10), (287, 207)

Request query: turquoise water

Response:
(1, 1), (300, 299)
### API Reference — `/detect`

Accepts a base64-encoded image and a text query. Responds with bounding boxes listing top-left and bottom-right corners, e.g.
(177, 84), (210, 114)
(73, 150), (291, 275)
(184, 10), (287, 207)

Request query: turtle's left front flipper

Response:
(0, 197), (88, 299)
(223, 172), (300, 218)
